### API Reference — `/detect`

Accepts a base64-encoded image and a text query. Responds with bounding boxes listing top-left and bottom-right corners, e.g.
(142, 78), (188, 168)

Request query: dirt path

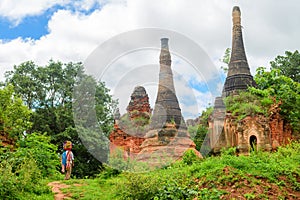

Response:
(48, 181), (71, 200)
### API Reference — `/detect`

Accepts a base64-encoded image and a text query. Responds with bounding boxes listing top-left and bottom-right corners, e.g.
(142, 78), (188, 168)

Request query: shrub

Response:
(15, 132), (60, 177)
(119, 173), (160, 199)
(0, 157), (50, 199)
(0, 133), (57, 199)
(182, 149), (201, 165)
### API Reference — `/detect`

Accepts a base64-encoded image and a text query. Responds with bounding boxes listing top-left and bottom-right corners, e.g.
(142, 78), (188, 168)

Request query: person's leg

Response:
(65, 166), (72, 180)
(61, 164), (65, 173)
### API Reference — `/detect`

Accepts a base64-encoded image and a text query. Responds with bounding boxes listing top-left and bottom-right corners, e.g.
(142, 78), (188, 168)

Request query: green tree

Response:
(0, 85), (32, 148)
(0, 133), (57, 199)
(250, 67), (300, 133)
(270, 50), (300, 83)
(188, 107), (213, 151)
(4, 61), (39, 109)
(4, 60), (117, 177)
(14, 133), (59, 177)
(188, 125), (208, 151)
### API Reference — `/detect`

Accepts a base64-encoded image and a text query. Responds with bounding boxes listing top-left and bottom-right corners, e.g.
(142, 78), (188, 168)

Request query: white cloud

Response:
(0, 0), (67, 25)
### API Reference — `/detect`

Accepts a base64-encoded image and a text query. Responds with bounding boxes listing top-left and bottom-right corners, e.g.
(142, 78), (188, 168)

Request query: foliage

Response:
(0, 133), (59, 199)
(0, 85), (32, 147)
(224, 91), (271, 121)
(182, 149), (201, 165)
(220, 147), (237, 156)
(220, 48), (231, 73)
(95, 81), (118, 137)
(119, 173), (160, 199)
(224, 66), (299, 133)
(251, 67), (300, 132)
(108, 148), (151, 172)
(4, 60), (117, 178)
(270, 50), (300, 83)
(199, 107), (213, 125)
(54, 141), (300, 199)
(15, 133), (59, 177)
(118, 113), (150, 136)
(188, 125), (207, 151)
(188, 107), (212, 151)
(97, 164), (121, 179)
(0, 157), (51, 199)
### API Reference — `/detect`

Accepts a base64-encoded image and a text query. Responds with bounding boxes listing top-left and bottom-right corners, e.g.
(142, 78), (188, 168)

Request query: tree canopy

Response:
(270, 50), (300, 83)
(0, 85), (32, 148)
(3, 60), (117, 178)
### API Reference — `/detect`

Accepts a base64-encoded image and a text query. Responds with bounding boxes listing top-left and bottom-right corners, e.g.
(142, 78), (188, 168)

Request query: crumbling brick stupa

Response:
(208, 6), (292, 155)
(109, 86), (151, 159)
(109, 38), (201, 166)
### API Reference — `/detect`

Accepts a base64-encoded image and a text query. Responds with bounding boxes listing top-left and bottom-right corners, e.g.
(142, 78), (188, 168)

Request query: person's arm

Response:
(71, 152), (74, 166)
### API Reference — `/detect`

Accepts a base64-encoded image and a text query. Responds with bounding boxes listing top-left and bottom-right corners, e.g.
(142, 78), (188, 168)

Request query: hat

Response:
(64, 141), (72, 150)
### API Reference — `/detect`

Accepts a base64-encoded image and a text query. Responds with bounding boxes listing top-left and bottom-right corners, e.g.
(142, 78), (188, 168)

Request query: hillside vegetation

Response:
(41, 142), (300, 200)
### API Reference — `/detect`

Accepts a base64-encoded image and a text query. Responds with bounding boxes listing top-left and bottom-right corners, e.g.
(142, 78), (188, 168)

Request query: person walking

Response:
(61, 141), (74, 180)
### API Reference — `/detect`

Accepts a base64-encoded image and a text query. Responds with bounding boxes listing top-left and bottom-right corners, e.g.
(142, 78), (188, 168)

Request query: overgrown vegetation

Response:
(0, 133), (59, 199)
(188, 107), (213, 150)
(224, 91), (273, 120)
(224, 67), (300, 134)
(118, 112), (150, 135)
(45, 141), (300, 199)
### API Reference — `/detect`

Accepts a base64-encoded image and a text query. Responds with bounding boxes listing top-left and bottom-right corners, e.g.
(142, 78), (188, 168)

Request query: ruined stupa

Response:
(109, 86), (151, 158)
(137, 38), (201, 166)
(208, 6), (292, 155)
(127, 86), (151, 123)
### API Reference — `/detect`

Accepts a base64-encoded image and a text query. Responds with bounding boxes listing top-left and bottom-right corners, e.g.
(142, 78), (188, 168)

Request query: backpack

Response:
(62, 150), (73, 170)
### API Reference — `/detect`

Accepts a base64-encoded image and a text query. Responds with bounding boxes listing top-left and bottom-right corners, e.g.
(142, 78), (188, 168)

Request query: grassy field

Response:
(45, 142), (300, 200)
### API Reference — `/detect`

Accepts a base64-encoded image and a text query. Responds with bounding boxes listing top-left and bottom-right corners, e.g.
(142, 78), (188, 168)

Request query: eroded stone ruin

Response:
(209, 6), (292, 155)
(109, 86), (151, 159)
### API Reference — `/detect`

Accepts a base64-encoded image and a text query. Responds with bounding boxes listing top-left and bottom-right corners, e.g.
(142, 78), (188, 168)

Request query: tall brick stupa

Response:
(222, 6), (256, 97)
(137, 38), (201, 166)
(150, 38), (186, 129)
(207, 7), (291, 156)
(208, 6), (257, 154)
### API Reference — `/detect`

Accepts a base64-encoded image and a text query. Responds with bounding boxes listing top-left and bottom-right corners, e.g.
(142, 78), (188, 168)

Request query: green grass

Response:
(43, 141), (300, 200)
(59, 176), (126, 200)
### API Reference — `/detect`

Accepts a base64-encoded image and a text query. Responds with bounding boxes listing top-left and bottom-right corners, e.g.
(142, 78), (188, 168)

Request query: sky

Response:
(0, 0), (299, 120)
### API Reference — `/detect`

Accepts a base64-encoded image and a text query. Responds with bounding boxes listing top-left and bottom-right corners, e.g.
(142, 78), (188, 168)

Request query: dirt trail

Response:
(48, 181), (71, 200)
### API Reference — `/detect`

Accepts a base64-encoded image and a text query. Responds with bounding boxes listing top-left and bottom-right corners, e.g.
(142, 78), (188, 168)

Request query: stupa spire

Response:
(223, 6), (256, 96)
(151, 38), (185, 129)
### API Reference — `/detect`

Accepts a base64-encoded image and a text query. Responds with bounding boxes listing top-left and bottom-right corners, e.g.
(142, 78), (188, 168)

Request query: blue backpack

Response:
(62, 151), (67, 166)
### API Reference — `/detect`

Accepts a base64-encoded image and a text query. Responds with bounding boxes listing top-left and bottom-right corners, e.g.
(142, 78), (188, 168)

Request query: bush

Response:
(0, 157), (51, 199)
(15, 133), (60, 177)
(119, 173), (160, 199)
(98, 165), (121, 179)
(182, 149), (201, 165)
(0, 133), (58, 199)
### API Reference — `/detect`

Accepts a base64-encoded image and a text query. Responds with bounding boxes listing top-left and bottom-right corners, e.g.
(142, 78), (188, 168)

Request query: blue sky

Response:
(0, 13), (49, 40)
(0, 2), (101, 40)
(0, 0), (299, 119)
